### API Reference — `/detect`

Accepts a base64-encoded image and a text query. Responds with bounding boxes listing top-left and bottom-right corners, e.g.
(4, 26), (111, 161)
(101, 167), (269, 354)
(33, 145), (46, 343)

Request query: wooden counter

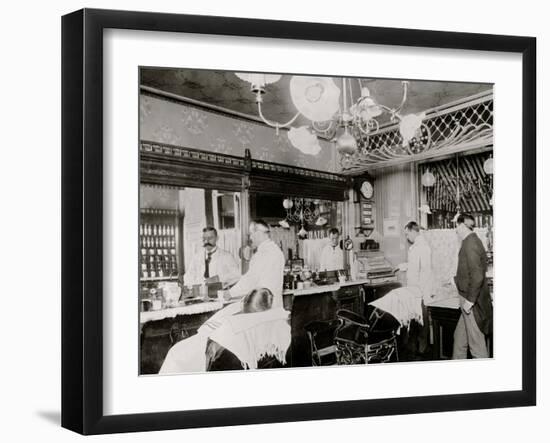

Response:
(426, 281), (493, 360)
(140, 279), (401, 372)
(426, 297), (461, 360)
(140, 301), (224, 325)
(140, 301), (225, 374)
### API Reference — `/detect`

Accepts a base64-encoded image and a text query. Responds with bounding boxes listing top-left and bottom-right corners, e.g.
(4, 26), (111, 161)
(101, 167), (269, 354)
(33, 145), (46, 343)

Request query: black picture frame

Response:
(61, 8), (536, 435)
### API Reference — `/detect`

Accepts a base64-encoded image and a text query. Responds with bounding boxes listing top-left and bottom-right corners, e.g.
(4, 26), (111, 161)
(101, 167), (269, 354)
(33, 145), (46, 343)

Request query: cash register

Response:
(355, 241), (397, 285)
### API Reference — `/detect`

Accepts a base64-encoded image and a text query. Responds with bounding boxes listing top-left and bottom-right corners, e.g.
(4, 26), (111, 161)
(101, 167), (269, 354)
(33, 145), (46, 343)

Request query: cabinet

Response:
(140, 310), (217, 374)
(139, 208), (180, 282)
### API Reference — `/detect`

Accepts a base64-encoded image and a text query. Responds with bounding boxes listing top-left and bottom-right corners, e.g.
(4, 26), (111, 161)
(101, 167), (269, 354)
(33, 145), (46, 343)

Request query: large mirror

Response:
(250, 192), (345, 272)
(139, 184), (243, 301)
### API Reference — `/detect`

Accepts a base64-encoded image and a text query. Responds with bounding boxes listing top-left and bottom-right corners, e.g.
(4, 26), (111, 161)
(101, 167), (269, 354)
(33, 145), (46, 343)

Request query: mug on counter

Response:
(141, 299), (152, 312)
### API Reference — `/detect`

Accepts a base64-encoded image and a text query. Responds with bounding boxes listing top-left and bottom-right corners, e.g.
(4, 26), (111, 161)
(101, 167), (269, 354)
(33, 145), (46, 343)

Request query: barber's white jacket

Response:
(406, 234), (434, 302)
(183, 247), (240, 286)
(229, 239), (285, 307)
(319, 243), (344, 271)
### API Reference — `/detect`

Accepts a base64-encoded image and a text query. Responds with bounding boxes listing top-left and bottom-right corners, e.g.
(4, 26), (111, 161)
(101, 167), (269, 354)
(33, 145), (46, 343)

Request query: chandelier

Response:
(235, 73), (425, 160)
(278, 197), (328, 237)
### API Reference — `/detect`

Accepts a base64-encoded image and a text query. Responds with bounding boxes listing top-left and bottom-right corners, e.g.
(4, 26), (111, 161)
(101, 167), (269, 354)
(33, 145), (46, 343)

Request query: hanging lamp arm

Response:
(257, 101), (301, 131)
(394, 81), (409, 114)
(376, 81), (410, 118)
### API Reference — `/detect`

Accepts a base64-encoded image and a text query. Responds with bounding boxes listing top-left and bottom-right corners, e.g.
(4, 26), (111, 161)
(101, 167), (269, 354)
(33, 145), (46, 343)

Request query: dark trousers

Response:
(402, 302), (430, 359)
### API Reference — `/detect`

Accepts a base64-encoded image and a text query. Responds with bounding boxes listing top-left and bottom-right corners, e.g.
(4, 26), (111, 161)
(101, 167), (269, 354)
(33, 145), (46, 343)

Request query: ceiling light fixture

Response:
(235, 73), (424, 160)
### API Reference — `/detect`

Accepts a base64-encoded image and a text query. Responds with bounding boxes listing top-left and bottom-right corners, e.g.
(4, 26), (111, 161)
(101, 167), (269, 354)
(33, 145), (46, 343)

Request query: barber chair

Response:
(205, 339), (289, 371)
(304, 307), (400, 366)
(363, 305), (400, 363)
(334, 308), (399, 364)
(333, 309), (369, 364)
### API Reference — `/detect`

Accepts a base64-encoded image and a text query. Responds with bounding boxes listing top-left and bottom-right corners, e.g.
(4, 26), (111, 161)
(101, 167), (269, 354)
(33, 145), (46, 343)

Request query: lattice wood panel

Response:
(342, 91), (493, 171)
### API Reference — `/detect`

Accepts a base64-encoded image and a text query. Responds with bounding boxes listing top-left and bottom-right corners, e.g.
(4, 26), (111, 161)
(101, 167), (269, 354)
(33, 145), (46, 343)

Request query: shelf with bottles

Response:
(139, 209), (179, 281)
(140, 275), (179, 283)
(140, 224), (176, 248)
(140, 247), (178, 280)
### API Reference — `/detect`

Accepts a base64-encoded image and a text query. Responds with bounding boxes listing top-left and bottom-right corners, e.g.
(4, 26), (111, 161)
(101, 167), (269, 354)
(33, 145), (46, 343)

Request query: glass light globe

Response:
(336, 129), (358, 156)
(421, 170), (436, 187)
(483, 157), (494, 175)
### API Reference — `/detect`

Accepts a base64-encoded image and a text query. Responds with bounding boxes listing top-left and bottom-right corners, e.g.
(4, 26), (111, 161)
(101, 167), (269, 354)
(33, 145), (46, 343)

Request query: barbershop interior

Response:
(139, 69), (494, 374)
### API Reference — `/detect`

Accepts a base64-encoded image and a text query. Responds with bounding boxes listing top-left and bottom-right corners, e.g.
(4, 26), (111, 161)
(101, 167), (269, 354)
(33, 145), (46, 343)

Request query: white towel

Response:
(209, 308), (291, 369)
(369, 286), (424, 331)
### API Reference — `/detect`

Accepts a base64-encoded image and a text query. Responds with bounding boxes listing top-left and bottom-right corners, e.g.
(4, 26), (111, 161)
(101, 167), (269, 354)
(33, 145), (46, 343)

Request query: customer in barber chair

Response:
(159, 220), (287, 374)
(206, 288), (291, 371)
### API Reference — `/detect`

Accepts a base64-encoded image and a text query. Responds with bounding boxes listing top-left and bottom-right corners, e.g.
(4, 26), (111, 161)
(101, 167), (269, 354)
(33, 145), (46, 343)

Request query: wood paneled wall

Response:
(371, 163), (418, 265)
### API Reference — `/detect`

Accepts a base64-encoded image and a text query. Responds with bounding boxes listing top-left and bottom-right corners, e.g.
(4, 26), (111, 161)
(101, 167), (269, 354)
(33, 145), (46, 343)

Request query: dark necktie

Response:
(204, 252), (212, 278)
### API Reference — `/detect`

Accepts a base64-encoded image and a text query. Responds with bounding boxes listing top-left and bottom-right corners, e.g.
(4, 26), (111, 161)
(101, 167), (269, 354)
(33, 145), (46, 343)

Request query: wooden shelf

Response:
(140, 276), (179, 282)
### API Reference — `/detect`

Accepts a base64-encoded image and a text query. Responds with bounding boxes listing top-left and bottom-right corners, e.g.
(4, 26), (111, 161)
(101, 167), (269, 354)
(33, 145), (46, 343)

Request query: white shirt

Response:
(229, 239), (285, 307)
(319, 243), (344, 271)
(406, 234), (434, 301)
(183, 247), (240, 286)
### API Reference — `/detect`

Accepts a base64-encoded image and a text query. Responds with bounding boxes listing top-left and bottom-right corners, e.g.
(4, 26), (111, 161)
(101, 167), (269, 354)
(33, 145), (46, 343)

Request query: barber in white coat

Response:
(319, 228), (344, 271)
(225, 219), (285, 307)
(397, 221), (434, 357)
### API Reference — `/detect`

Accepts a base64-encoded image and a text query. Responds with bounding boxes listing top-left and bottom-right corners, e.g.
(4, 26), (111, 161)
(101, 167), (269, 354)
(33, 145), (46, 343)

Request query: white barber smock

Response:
(319, 243), (344, 271)
(229, 239), (285, 307)
(406, 234), (434, 301)
(183, 247), (240, 286)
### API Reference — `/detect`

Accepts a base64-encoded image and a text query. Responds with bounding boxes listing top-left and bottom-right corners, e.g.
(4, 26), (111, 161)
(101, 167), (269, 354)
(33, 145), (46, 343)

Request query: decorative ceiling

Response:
(140, 67), (492, 128)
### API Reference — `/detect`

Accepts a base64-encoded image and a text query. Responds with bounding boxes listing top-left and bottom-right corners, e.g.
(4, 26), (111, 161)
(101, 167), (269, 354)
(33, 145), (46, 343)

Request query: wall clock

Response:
(360, 180), (374, 200)
(353, 176), (375, 232)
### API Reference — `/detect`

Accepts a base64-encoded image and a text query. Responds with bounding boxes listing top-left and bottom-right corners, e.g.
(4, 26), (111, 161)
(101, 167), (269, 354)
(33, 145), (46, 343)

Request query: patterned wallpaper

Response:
(140, 185), (179, 210)
(140, 93), (338, 172)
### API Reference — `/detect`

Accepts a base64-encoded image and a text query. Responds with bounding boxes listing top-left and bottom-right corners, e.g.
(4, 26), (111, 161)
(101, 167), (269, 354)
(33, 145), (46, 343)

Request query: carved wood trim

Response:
(140, 141), (349, 200)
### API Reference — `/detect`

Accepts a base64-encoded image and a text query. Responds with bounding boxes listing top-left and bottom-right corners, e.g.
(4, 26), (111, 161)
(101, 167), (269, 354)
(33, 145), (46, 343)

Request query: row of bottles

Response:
(140, 222), (176, 249)
(140, 246), (177, 279)
(140, 224), (175, 236)
(140, 236), (175, 248)
(141, 256), (177, 278)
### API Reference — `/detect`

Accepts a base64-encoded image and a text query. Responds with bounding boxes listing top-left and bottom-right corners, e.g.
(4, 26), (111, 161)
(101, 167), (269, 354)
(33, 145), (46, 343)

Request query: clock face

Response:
(360, 181), (374, 199)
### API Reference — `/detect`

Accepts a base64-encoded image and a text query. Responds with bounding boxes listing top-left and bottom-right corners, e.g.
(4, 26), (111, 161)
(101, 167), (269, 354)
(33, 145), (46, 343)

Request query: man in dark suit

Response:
(452, 213), (493, 359)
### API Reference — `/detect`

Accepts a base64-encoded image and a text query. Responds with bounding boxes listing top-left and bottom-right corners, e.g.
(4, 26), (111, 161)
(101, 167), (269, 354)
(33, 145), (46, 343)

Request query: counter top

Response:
(140, 301), (223, 324)
(426, 297), (461, 309)
(283, 278), (392, 297)
(141, 279), (399, 323)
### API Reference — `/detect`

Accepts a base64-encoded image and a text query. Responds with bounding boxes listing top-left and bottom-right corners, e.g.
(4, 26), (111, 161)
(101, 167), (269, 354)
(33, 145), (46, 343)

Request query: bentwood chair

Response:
(304, 319), (341, 366)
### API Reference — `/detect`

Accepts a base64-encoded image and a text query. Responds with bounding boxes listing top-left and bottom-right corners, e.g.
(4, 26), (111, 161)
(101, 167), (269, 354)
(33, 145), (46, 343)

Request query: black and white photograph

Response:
(138, 68), (495, 375)
(2, 0), (548, 440)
